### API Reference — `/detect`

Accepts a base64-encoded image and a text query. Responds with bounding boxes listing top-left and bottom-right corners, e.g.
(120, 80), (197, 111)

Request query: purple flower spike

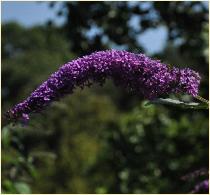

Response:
(6, 50), (201, 122)
(191, 179), (209, 193)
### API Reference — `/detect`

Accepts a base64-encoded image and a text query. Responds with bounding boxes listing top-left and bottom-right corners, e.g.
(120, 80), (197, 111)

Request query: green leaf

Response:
(14, 182), (31, 194)
(2, 127), (11, 147)
(147, 98), (209, 110)
(2, 180), (17, 193)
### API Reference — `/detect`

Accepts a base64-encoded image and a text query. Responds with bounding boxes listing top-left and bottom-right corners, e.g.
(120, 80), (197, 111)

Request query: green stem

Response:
(195, 95), (209, 104)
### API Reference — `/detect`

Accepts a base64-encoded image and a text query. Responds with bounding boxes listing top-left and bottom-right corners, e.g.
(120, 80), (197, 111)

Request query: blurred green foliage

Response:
(1, 1), (208, 194)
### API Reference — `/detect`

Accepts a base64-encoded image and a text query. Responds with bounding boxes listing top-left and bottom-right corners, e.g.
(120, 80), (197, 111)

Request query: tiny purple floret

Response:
(6, 50), (201, 122)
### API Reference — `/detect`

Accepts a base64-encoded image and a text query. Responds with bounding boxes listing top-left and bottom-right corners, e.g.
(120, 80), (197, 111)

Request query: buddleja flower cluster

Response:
(181, 168), (209, 193)
(191, 179), (209, 193)
(6, 50), (200, 122)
